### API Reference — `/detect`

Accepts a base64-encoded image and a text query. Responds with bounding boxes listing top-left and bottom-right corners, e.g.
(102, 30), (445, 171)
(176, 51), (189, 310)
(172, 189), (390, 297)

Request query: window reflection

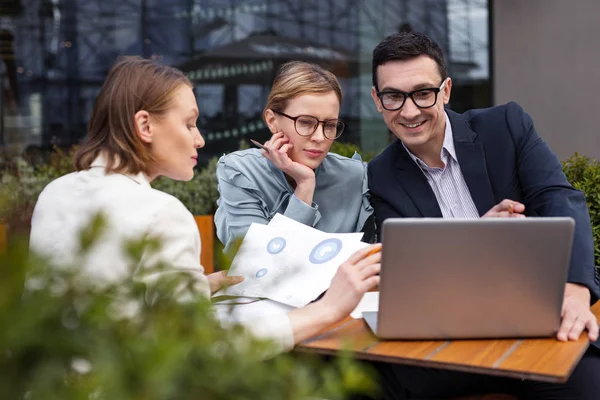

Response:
(0, 0), (488, 163)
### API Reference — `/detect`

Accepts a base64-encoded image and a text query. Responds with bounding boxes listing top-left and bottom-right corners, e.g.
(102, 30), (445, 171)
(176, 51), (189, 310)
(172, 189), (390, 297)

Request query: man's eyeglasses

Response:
(376, 80), (446, 111)
(273, 110), (345, 140)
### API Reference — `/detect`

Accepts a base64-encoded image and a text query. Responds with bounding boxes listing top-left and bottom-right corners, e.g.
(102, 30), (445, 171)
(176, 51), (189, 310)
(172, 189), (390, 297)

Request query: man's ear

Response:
(442, 77), (452, 105)
(134, 110), (152, 144)
(263, 109), (280, 134)
(371, 87), (383, 113)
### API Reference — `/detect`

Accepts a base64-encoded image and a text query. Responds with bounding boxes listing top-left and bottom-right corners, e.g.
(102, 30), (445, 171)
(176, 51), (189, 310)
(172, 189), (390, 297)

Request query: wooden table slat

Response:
(303, 319), (378, 352)
(427, 339), (520, 367)
(298, 301), (600, 383)
(494, 336), (589, 380)
(365, 338), (448, 360)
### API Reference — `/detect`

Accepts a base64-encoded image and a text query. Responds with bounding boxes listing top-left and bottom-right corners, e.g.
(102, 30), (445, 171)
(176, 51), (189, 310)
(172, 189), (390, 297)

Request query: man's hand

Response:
(557, 283), (599, 341)
(483, 199), (526, 218)
(207, 270), (244, 295)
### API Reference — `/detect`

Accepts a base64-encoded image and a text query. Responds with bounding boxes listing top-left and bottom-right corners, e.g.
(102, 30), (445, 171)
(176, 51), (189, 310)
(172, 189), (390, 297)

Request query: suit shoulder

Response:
(369, 140), (399, 170)
(457, 102), (525, 124)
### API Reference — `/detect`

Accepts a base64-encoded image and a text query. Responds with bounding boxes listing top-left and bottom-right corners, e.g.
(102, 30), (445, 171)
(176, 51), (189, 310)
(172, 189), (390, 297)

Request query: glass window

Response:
(0, 0), (489, 162)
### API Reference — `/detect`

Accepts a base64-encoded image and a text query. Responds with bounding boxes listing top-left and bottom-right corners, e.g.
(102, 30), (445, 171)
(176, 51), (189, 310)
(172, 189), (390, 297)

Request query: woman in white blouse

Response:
(29, 57), (381, 353)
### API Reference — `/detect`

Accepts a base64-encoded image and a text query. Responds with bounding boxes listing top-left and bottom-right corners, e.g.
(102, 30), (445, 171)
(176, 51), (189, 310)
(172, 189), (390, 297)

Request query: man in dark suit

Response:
(367, 32), (600, 399)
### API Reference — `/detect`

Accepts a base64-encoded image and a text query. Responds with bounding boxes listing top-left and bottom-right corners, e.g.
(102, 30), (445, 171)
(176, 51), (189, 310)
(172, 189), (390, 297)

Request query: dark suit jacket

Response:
(368, 102), (600, 305)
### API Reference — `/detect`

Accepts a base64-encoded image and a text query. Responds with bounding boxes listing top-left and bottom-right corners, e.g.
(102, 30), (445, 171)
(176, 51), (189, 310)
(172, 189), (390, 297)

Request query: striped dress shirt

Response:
(403, 113), (480, 219)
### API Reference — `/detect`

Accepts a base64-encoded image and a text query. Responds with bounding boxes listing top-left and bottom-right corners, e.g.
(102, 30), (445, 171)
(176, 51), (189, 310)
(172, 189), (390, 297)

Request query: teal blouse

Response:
(214, 149), (373, 251)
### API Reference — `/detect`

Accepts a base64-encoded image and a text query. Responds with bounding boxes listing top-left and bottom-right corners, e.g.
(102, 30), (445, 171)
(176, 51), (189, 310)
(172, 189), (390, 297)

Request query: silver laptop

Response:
(363, 217), (574, 340)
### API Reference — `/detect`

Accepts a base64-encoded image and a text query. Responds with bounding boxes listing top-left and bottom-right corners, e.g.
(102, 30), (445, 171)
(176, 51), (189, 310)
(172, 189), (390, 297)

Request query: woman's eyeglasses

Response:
(273, 110), (345, 140)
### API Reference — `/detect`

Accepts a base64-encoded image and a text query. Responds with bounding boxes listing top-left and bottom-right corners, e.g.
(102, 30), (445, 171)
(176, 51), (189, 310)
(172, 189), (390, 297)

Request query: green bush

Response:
(0, 147), (220, 223)
(0, 159), (65, 232)
(0, 215), (376, 399)
(562, 153), (600, 267)
(0, 147), (77, 227)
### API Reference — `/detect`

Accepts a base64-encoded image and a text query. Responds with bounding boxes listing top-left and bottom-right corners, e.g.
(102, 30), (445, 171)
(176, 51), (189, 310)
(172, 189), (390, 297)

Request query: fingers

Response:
(557, 309), (597, 341)
(497, 199), (525, 213)
(208, 271), (244, 286)
(222, 275), (245, 286)
(359, 263), (381, 280)
(346, 243), (382, 265)
(265, 132), (289, 151)
(263, 132), (295, 170)
(568, 315), (586, 341)
(280, 143), (292, 153)
(557, 309), (577, 341)
(207, 270), (226, 279)
(361, 275), (380, 292)
(490, 211), (526, 218)
(585, 316), (599, 341)
(563, 310), (600, 342)
(484, 199), (526, 217)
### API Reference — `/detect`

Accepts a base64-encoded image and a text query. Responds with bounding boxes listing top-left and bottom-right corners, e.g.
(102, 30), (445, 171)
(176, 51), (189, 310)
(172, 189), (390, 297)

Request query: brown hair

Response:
(264, 61), (342, 117)
(73, 56), (192, 175)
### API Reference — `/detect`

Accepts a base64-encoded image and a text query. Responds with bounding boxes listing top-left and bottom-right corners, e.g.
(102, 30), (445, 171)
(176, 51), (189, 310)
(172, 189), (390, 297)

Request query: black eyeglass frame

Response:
(376, 79), (447, 111)
(272, 110), (345, 140)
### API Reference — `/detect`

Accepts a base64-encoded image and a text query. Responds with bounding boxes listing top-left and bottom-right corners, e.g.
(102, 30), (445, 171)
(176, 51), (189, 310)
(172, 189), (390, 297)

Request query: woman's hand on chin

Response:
(262, 132), (315, 184)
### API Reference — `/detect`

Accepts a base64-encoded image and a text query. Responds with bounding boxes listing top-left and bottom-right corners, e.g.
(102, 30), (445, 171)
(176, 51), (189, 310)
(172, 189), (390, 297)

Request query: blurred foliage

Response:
(329, 141), (375, 162)
(562, 153), (600, 267)
(0, 213), (377, 400)
(0, 147), (77, 232)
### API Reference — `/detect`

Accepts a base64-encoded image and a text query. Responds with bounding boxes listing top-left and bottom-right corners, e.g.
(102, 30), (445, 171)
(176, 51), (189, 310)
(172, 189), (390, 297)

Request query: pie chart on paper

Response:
(266, 237), (286, 254)
(309, 238), (343, 264)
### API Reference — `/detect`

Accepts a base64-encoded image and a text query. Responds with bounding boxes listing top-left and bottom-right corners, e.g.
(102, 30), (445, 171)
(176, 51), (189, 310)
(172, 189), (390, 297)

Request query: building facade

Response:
(493, 0), (600, 161)
(0, 0), (489, 164)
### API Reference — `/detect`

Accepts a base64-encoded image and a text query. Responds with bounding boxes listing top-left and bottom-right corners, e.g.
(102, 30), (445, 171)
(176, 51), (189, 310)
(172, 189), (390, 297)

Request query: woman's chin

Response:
(165, 170), (194, 182)
(297, 156), (324, 170)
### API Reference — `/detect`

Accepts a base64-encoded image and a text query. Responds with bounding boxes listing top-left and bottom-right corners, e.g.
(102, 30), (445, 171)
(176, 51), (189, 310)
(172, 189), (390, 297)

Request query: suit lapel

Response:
(393, 141), (443, 218)
(448, 111), (496, 216)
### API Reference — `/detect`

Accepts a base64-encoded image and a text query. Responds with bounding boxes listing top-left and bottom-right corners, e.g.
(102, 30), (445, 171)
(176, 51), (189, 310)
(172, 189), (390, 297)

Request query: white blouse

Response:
(30, 156), (294, 353)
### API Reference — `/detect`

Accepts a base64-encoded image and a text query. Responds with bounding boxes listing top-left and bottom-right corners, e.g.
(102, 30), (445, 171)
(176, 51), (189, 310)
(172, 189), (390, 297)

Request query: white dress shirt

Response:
(403, 112), (480, 219)
(30, 156), (294, 353)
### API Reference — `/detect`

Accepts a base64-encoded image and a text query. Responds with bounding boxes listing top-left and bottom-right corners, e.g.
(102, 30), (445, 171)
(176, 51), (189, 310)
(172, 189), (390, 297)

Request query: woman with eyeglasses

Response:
(214, 61), (373, 251)
(30, 57), (382, 356)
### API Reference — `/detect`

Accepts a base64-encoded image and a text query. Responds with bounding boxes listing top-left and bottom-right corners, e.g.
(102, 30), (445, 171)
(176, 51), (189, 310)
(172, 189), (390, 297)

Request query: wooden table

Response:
(297, 303), (600, 384)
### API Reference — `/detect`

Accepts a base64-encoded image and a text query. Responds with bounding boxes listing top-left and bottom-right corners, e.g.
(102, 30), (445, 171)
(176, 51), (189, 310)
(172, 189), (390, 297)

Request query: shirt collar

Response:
(442, 112), (457, 162)
(90, 153), (151, 187)
(402, 111), (457, 168)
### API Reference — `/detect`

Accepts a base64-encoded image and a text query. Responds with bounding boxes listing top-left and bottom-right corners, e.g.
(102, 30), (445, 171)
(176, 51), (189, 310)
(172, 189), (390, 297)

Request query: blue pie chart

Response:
(267, 237), (286, 254)
(255, 268), (268, 278)
(309, 238), (343, 264)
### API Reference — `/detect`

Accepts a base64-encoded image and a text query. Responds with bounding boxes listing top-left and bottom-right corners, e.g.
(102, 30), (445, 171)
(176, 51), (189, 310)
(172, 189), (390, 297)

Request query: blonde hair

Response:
(264, 61), (342, 117)
(73, 56), (192, 175)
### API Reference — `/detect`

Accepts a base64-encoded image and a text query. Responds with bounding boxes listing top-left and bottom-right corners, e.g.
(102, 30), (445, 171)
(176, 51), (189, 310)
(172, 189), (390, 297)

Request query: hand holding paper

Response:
(215, 214), (369, 307)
